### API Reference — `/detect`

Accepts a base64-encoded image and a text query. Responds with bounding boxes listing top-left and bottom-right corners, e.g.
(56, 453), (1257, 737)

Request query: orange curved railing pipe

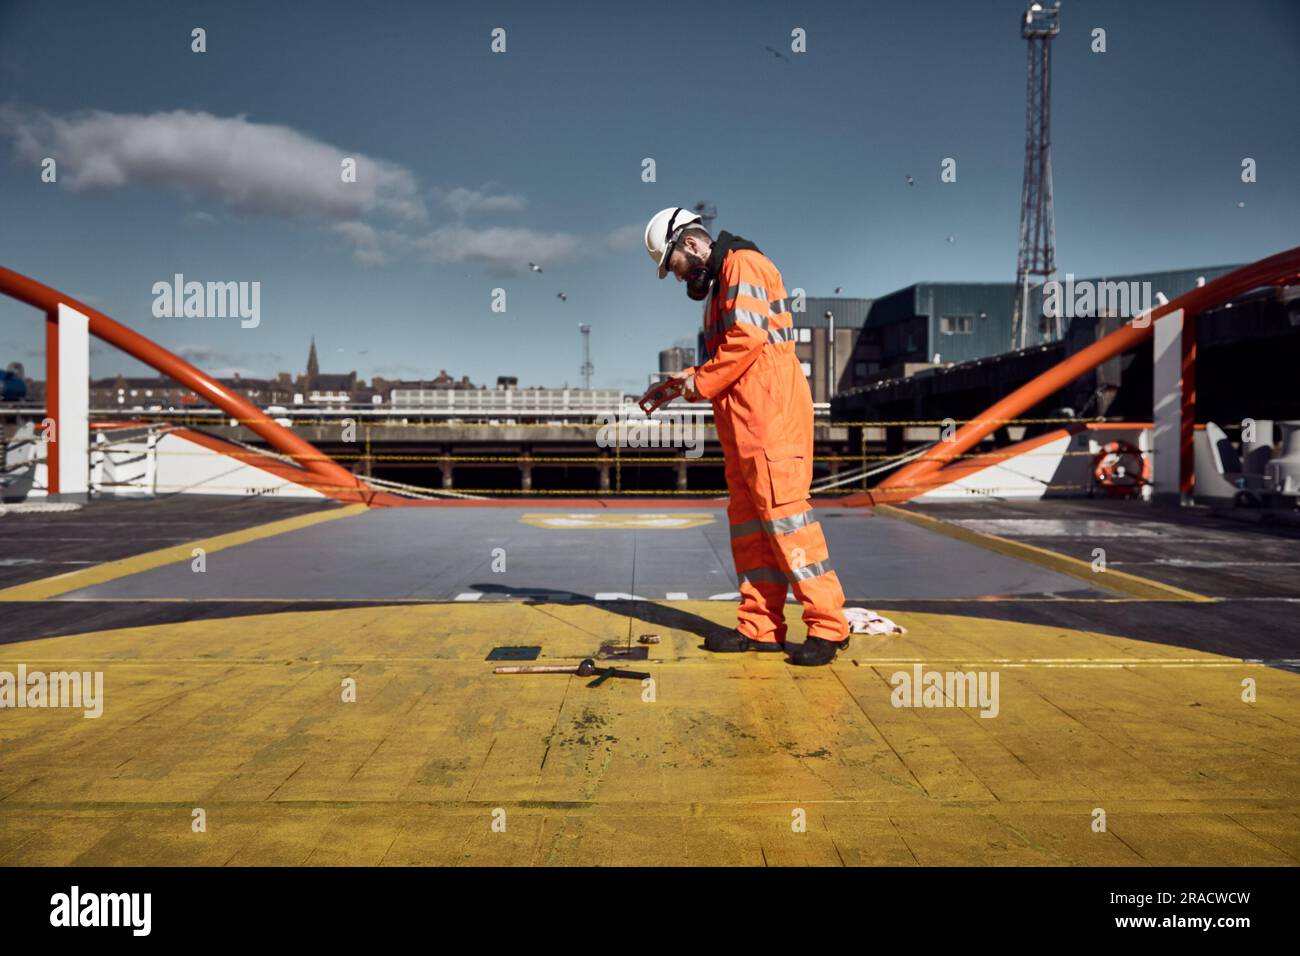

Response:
(0, 265), (361, 493)
(875, 246), (1300, 495)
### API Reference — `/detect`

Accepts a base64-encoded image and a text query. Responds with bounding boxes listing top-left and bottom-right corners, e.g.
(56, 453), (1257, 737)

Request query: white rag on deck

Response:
(844, 606), (906, 636)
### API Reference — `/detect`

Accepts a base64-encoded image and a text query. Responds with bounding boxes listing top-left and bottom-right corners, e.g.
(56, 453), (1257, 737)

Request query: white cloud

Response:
(174, 345), (218, 362)
(606, 222), (645, 251)
(434, 186), (527, 218)
(1, 106), (624, 276)
(370, 364), (429, 379)
(411, 225), (581, 275)
(1, 107), (426, 222)
(174, 346), (284, 372)
(330, 220), (387, 265)
(327, 219), (578, 271)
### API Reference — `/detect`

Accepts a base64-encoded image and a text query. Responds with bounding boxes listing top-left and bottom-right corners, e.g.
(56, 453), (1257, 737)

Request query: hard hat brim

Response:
(656, 233), (676, 278)
(656, 234), (676, 279)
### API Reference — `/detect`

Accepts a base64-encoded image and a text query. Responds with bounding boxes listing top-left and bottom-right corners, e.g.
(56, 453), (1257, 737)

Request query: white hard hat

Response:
(645, 206), (703, 279)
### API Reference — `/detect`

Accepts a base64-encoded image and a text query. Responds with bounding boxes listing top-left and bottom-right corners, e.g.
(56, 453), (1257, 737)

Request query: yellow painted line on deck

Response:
(0, 503), (369, 602)
(0, 656), (1280, 669)
(876, 504), (1212, 602)
(27, 595), (1208, 604)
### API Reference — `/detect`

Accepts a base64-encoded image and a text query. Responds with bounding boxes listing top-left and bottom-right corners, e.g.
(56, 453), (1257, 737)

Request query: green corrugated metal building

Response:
(863, 264), (1241, 369)
(690, 265), (1242, 401)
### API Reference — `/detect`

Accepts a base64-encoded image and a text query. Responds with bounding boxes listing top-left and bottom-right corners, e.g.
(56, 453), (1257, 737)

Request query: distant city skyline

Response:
(1, 0), (1296, 390)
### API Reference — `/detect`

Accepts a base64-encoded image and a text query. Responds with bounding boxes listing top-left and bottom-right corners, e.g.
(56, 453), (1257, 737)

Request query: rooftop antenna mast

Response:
(1010, 1), (1061, 351)
(578, 323), (593, 389)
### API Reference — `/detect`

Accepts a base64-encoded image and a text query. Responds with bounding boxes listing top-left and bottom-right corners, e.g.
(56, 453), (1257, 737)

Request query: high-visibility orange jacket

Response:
(682, 232), (849, 643)
(693, 235), (796, 403)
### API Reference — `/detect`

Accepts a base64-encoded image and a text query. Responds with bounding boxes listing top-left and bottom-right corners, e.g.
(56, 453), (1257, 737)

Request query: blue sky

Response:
(1, 0), (1297, 393)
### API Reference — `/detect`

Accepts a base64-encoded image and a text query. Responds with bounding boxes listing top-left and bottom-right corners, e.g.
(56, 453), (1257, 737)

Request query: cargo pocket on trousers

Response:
(764, 443), (808, 507)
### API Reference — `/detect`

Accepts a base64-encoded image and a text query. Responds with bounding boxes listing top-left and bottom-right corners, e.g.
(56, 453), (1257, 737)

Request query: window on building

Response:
(800, 362), (812, 376)
(853, 362), (868, 378)
(939, 315), (974, 335)
(798, 327), (811, 343)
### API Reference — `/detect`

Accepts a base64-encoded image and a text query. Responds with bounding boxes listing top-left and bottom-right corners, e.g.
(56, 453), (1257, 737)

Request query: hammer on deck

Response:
(493, 658), (651, 687)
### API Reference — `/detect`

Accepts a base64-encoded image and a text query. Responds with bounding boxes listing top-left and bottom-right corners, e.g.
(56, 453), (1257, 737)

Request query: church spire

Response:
(306, 336), (320, 390)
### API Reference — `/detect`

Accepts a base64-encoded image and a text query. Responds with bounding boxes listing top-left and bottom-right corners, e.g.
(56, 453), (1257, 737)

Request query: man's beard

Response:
(683, 251), (713, 300)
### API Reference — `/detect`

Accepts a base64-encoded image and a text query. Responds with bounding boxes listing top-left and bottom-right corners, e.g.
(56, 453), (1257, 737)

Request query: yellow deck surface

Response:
(2, 601), (1297, 866)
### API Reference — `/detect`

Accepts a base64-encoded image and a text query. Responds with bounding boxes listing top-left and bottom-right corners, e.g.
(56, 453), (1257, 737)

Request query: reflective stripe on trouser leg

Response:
(760, 501), (849, 641)
(725, 444), (788, 643)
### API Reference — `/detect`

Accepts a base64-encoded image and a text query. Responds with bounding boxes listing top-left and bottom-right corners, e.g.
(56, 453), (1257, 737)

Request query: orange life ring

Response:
(1092, 440), (1151, 497)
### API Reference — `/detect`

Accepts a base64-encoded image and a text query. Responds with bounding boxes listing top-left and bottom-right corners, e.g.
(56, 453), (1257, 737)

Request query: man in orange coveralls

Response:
(642, 207), (850, 666)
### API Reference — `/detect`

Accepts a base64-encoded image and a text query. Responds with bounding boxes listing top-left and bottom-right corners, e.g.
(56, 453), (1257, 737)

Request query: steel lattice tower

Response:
(578, 323), (593, 389)
(1011, 1), (1061, 351)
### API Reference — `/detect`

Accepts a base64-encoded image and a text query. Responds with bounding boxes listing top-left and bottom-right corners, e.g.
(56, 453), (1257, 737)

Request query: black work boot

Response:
(705, 629), (786, 653)
(787, 635), (850, 667)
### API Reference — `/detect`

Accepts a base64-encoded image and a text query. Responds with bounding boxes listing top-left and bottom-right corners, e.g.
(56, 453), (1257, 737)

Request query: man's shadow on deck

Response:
(467, 583), (742, 648)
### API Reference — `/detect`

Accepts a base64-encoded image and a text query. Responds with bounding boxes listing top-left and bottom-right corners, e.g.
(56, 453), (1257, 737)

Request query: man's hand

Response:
(638, 369), (703, 414)
(676, 372), (702, 401)
(672, 368), (702, 402)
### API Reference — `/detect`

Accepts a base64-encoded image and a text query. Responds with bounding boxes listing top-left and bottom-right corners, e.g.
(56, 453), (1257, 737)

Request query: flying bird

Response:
(556, 292), (568, 302)
(905, 175), (915, 187)
(834, 286), (844, 294)
(946, 235), (956, 244)
(764, 46), (788, 62)
(528, 262), (543, 273)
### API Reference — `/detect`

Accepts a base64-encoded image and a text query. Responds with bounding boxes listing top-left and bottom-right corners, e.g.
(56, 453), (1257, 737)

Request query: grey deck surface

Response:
(6, 496), (1297, 668)
(905, 498), (1300, 599)
(57, 506), (1107, 602)
(0, 494), (341, 589)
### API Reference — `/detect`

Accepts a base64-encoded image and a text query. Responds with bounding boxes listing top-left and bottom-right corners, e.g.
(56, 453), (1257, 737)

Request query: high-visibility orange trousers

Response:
(712, 348), (849, 644)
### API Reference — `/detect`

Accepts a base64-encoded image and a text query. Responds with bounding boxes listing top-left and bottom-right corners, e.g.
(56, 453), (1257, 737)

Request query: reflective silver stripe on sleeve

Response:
(726, 282), (769, 303)
(721, 308), (770, 331)
(729, 519), (764, 539)
(767, 326), (797, 344)
(787, 559), (833, 583)
(739, 567), (786, 586)
(764, 511), (814, 536)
